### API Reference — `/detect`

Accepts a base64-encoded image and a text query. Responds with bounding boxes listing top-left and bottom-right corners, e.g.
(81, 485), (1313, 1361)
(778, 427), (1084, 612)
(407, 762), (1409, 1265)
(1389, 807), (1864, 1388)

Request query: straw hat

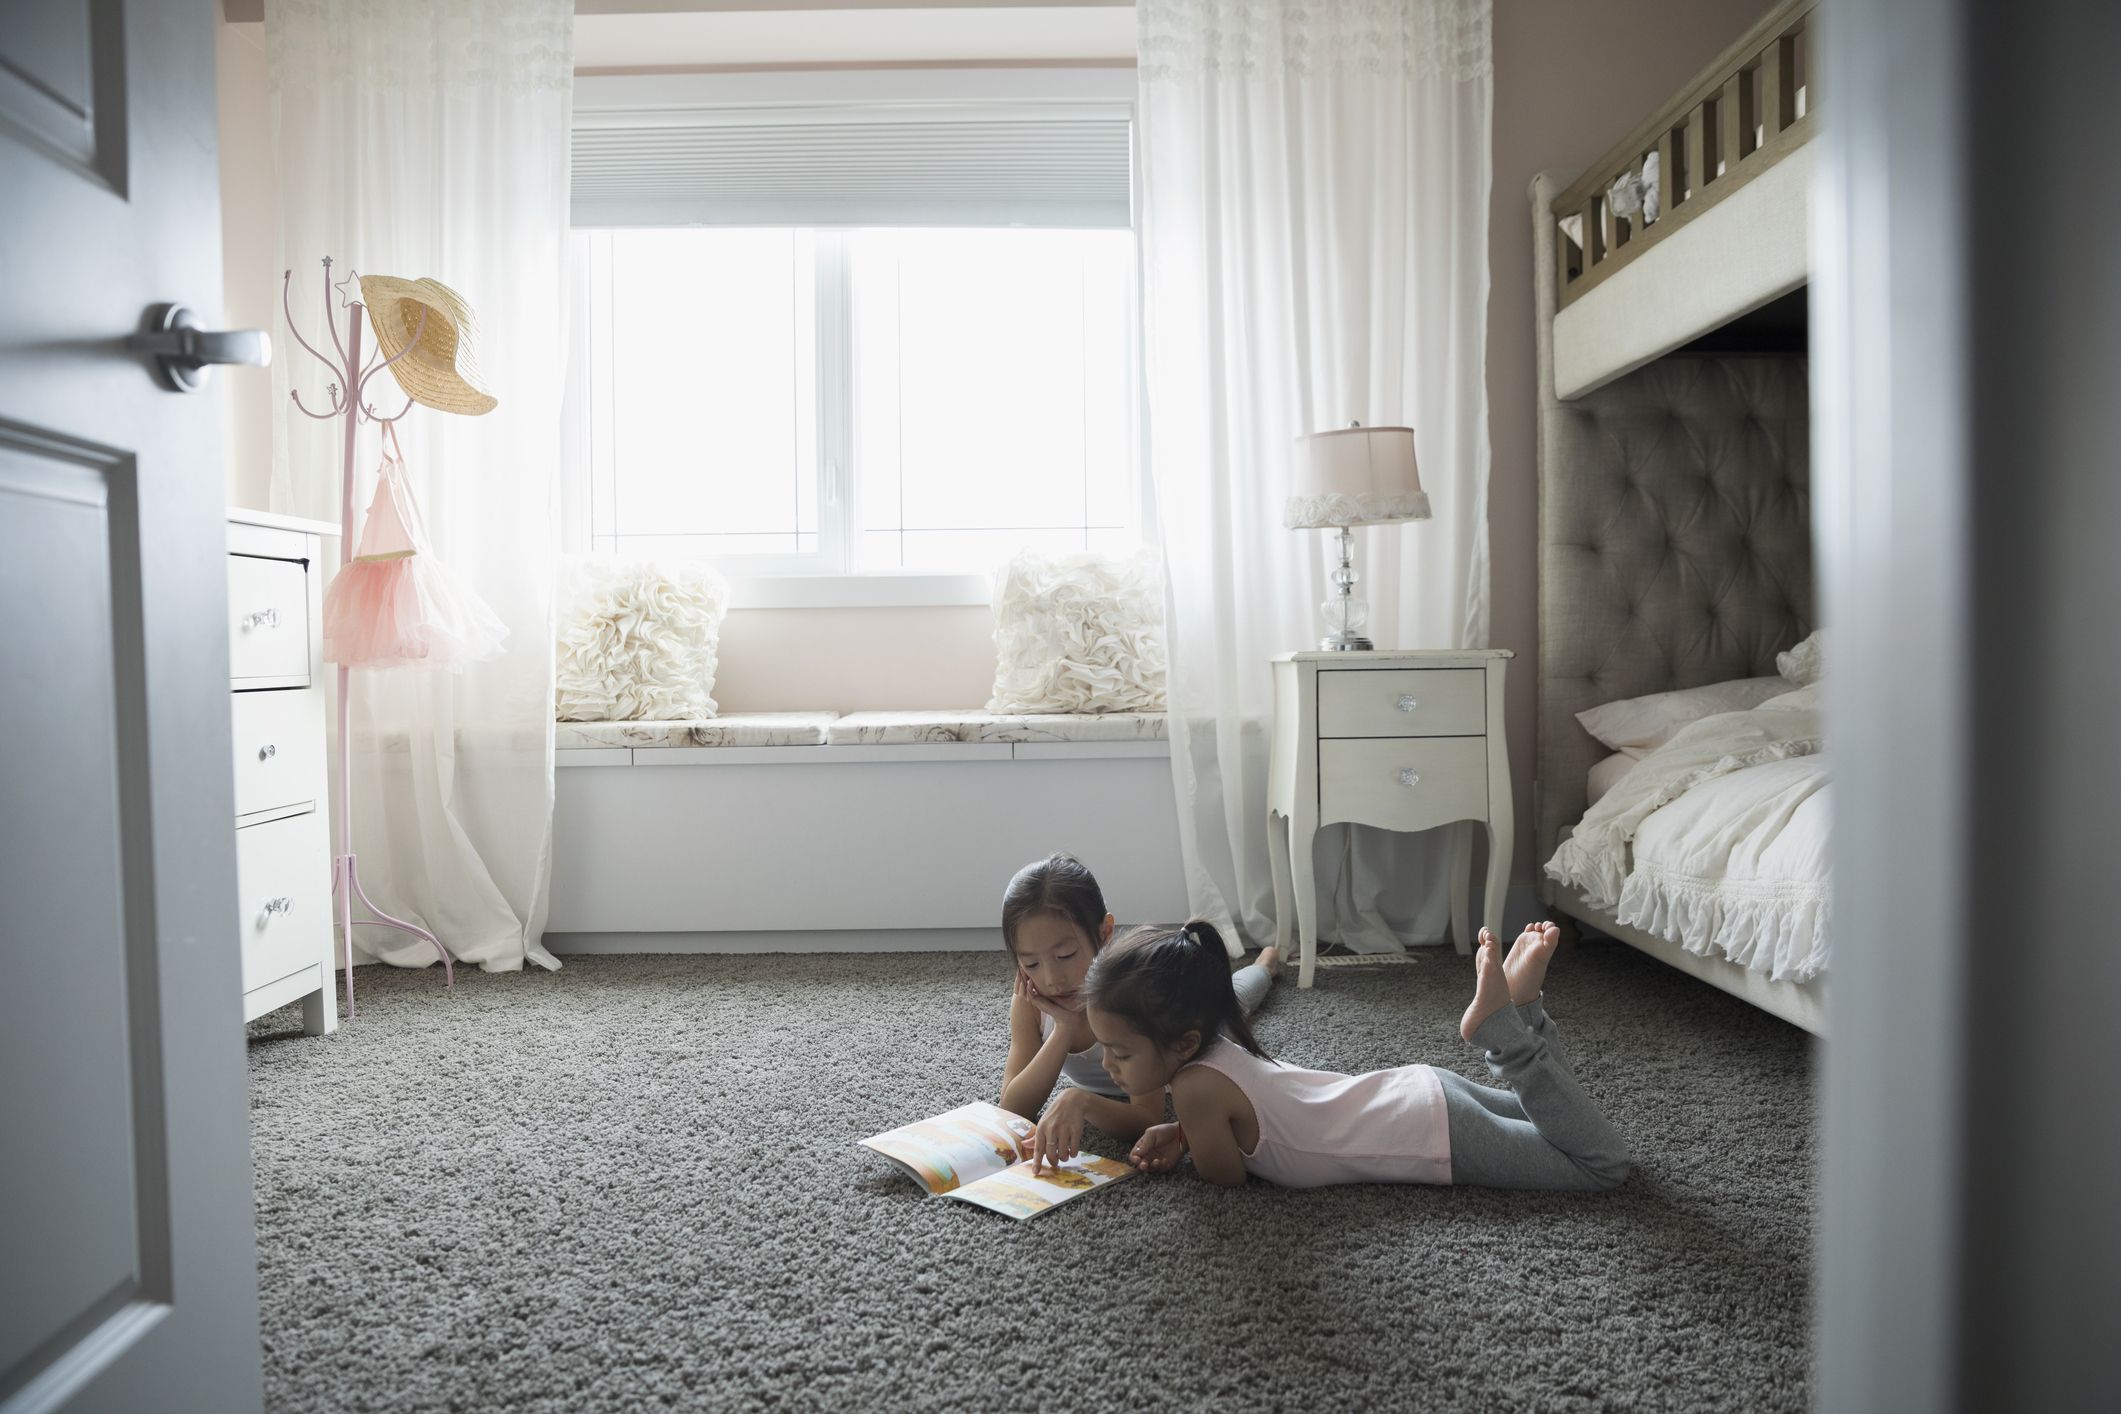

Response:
(358, 274), (499, 416)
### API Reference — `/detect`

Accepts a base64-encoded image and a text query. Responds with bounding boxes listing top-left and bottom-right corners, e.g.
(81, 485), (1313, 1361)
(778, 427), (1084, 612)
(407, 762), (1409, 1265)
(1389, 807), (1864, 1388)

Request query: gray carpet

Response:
(247, 941), (1816, 1412)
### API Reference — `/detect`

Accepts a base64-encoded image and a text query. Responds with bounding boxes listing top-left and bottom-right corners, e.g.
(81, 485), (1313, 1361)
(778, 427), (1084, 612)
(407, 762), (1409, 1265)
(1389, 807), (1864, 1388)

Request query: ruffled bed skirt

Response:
(1616, 867), (1831, 983)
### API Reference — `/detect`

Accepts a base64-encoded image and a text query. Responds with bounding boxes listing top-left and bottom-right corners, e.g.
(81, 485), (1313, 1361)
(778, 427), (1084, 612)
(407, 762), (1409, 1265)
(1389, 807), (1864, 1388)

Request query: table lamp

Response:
(1284, 422), (1429, 651)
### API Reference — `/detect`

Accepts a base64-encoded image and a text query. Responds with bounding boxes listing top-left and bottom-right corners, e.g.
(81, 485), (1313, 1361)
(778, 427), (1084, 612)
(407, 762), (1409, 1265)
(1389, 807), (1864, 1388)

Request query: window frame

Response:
(561, 68), (1147, 611)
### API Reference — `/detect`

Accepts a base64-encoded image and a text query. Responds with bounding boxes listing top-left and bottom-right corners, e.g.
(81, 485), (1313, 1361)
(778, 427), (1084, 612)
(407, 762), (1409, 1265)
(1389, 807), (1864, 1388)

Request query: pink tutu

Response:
(323, 431), (506, 669)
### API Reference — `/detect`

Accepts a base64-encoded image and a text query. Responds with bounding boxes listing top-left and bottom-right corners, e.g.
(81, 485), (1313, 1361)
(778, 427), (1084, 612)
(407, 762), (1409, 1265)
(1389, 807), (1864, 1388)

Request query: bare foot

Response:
(1503, 921), (1561, 1006)
(1254, 945), (1282, 981)
(1460, 928), (1513, 1044)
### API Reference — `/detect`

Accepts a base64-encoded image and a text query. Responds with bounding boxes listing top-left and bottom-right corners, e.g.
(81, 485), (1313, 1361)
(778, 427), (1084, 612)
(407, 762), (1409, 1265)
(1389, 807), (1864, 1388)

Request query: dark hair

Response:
(1000, 853), (1108, 955)
(1081, 920), (1269, 1063)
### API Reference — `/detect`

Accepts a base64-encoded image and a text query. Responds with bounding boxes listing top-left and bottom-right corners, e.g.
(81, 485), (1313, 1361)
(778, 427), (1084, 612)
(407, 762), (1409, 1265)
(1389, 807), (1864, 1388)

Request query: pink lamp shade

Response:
(1284, 423), (1431, 529)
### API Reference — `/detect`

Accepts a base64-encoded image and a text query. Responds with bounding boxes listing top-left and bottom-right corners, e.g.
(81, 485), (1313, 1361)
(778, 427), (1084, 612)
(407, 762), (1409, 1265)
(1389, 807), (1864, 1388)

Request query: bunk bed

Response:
(1533, 0), (1826, 1034)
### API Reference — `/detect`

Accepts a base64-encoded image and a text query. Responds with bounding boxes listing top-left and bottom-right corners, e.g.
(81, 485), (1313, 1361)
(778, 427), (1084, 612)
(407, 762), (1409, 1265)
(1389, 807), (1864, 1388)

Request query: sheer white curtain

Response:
(267, 0), (571, 971)
(1138, 0), (1493, 952)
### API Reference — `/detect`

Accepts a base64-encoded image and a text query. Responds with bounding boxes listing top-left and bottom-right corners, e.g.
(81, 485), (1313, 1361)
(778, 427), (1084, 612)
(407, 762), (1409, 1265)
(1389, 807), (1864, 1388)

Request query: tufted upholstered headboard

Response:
(1530, 173), (1815, 889)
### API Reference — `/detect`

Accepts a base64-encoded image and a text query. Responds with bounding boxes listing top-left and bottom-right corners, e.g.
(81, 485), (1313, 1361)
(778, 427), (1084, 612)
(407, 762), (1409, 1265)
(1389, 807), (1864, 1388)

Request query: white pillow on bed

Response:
(1576, 676), (1791, 756)
(1776, 630), (1825, 686)
(1759, 682), (1822, 712)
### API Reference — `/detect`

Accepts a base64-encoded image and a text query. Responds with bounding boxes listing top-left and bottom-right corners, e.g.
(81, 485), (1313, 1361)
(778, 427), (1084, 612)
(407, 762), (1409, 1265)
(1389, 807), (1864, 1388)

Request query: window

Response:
(572, 224), (1141, 586)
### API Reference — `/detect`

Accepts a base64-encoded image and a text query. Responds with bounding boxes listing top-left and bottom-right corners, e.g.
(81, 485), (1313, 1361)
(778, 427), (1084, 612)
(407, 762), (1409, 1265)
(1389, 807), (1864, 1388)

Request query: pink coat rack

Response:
(283, 255), (455, 1015)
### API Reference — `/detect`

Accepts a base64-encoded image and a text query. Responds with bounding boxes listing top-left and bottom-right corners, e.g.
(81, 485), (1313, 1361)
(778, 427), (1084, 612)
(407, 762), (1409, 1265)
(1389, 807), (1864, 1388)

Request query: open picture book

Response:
(859, 1101), (1137, 1221)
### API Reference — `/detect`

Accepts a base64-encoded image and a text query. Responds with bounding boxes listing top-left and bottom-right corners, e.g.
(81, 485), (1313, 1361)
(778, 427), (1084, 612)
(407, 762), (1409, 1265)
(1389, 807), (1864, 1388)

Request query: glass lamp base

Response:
(1320, 584), (1371, 653)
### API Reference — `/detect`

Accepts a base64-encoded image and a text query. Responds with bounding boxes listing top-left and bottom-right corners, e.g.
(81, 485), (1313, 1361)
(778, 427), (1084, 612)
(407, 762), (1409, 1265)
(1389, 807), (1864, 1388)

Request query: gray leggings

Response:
(1440, 998), (1632, 1191)
(1231, 961), (1273, 1016)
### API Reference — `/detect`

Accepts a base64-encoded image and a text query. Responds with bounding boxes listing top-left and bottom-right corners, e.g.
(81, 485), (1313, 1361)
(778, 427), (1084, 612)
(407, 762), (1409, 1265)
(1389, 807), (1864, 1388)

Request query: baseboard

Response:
(548, 897), (1549, 958)
(545, 928), (1004, 955)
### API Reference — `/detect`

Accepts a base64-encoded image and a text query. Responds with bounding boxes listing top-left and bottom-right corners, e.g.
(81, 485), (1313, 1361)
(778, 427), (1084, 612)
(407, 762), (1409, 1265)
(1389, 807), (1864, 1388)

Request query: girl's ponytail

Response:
(1182, 920), (1269, 1061)
(1083, 918), (1270, 1063)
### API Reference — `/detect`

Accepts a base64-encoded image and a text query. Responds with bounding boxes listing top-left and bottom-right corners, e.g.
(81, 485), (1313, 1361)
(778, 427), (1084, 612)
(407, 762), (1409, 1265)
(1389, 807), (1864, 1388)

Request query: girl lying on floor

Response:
(1029, 919), (1630, 1191)
(998, 853), (1279, 1147)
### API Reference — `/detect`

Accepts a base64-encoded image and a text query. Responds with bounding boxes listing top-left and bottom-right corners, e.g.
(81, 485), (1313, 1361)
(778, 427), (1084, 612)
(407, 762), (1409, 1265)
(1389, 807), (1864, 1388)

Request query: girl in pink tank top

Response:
(996, 855), (1281, 1168)
(1054, 920), (1631, 1193)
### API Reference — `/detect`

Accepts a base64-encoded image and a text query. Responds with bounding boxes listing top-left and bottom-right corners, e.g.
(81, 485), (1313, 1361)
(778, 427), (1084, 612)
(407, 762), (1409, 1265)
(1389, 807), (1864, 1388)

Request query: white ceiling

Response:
(575, 6), (1135, 69)
(222, 2), (1136, 69)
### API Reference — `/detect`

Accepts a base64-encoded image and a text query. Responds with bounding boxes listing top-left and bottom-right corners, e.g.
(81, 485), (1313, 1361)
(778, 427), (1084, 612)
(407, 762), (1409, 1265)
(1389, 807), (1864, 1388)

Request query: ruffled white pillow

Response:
(987, 547), (1167, 714)
(554, 556), (730, 722)
(1576, 675), (1791, 757)
(1776, 629), (1824, 686)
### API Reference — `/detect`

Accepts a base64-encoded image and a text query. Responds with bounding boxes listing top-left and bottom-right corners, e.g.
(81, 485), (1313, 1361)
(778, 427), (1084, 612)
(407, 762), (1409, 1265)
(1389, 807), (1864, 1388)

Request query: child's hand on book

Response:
(1130, 1123), (1187, 1173)
(1029, 1089), (1090, 1174)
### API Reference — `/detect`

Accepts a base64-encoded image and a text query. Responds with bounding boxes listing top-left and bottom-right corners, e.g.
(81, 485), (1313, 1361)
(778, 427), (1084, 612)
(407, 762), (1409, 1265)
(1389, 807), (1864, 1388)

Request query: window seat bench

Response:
(556, 709), (1168, 753)
(547, 710), (1185, 952)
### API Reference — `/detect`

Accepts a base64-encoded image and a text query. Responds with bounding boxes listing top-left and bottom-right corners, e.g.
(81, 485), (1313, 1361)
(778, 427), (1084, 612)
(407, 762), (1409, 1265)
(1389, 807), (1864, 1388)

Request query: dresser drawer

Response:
(1318, 668), (1486, 738)
(227, 554), (311, 684)
(230, 688), (325, 819)
(235, 809), (330, 994)
(1318, 737), (1488, 833)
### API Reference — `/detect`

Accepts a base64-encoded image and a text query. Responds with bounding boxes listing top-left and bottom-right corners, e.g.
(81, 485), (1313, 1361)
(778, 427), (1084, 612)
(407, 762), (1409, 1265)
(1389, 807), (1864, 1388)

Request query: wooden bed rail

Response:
(1555, 0), (1817, 309)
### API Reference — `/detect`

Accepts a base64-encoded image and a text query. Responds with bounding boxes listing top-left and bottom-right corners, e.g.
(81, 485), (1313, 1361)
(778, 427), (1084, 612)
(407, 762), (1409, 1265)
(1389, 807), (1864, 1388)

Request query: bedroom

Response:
(2, 1), (2113, 1411)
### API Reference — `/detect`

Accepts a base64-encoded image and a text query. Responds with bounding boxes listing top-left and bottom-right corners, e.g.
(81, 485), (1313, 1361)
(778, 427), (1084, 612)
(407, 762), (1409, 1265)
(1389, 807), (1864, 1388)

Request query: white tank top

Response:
(1039, 1012), (1127, 1099)
(1186, 1037), (1452, 1188)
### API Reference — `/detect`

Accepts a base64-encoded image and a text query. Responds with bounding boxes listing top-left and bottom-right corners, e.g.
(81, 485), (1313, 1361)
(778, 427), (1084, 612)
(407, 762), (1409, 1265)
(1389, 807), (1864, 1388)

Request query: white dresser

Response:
(1267, 648), (1515, 988)
(227, 509), (338, 1032)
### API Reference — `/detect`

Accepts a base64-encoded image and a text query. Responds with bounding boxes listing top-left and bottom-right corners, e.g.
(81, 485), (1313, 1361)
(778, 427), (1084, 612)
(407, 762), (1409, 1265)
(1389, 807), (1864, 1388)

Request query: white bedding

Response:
(1547, 706), (1830, 983)
(1587, 752), (1637, 806)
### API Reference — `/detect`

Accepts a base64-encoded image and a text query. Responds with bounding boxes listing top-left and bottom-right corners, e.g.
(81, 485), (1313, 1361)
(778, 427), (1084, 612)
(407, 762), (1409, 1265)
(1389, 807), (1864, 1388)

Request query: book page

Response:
(859, 1102), (1036, 1196)
(943, 1154), (1137, 1221)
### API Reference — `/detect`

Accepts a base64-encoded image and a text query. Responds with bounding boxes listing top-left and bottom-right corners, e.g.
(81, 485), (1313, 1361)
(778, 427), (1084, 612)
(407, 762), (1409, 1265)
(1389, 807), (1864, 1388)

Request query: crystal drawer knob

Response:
(260, 896), (293, 924)
(243, 608), (279, 630)
(258, 743), (277, 761)
(1399, 768), (1421, 787)
(1396, 695), (1418, 712)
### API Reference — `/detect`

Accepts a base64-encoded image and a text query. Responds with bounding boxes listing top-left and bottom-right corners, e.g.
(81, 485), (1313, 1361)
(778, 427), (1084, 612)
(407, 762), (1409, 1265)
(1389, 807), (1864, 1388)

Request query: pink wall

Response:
(1486, 0), (1771, 884)
(217, 18), (275, 511)
(714, 605), (995, 714)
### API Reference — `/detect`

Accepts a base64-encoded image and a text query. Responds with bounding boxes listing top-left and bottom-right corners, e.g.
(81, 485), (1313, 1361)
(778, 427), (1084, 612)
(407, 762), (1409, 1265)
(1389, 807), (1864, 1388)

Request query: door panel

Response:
(0, 428), (167, 1400)
(0, 0), (264, 1410)
(0, 0), (125, 188)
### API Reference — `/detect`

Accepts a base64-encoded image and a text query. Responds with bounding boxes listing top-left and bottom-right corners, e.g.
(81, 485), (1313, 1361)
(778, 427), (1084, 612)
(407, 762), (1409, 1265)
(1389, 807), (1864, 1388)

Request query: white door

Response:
(0, 1), (266, 1410)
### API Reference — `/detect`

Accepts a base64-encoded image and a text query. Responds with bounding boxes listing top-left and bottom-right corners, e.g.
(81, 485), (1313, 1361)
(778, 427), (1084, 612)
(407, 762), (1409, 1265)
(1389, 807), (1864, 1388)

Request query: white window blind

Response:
(572, 102), (1133, 230)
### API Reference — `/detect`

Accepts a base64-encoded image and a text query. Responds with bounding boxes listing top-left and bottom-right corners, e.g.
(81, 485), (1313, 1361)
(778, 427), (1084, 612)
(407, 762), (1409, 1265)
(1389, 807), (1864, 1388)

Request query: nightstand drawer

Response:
(227, 554), (311, 684)
(236, 809), (330, 994)
(1318, 669), (1486, 738)
(230, 688), (325, 819)
(1319, 737), (1488, 833)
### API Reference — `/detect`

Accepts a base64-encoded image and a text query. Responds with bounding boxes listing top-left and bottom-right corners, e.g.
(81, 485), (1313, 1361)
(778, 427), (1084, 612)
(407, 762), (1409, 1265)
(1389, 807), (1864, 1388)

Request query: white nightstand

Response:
(1267, 649), (1514, 988)
(227, 508), (338, 1033)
